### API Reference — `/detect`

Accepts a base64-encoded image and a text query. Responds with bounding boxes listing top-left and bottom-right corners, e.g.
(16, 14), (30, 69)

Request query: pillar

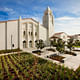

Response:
(32, 23), (35, 48)
(26, 23), (29, 48)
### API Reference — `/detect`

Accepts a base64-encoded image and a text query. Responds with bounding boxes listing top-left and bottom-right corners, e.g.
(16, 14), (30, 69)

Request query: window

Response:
(35, 40), (37, 47)
(29, 41), (32, 47)
(23, 41), (26, 48)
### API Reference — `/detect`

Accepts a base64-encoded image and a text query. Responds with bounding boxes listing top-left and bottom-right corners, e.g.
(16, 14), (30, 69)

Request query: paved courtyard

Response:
(23, 48), (80, 71)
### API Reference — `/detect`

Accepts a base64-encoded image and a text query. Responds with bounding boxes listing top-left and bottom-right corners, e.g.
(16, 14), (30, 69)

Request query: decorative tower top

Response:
(43, 6), (54, 41)
(44, 6), (52, 15)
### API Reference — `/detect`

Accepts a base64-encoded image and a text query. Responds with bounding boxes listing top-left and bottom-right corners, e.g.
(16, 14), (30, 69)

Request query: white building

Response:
(71, 34), (80, 41)
(0, 7), (54, 50)
(50, 32), (69, 42)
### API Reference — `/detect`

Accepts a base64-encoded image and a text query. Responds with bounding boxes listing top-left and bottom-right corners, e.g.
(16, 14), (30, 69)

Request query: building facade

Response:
(71, 34), (80, 41)
(50, 32), (69, 42)
(0, 7), (54, 50)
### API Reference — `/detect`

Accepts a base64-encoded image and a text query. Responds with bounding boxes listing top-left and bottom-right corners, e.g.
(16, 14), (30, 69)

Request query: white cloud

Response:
(0, 7), (15, 14)
(52, 0), (80, 16)
(55, 16), (80, 35)
(21, 12), (42, 23)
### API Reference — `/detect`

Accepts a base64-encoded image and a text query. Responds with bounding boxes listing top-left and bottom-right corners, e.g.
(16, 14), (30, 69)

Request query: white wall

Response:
(39, 24), (47, 41)
(0, 22), (5, 50)
(7, 20), (18, 49)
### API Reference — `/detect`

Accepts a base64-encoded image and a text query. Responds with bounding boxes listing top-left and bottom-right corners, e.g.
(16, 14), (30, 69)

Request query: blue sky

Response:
(0, 0), (80, 35)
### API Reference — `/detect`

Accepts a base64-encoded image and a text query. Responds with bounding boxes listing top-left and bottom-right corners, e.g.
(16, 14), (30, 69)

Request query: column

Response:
(38, 22), (40, 40)
(32, 23), (35, 48)
(26, 23), (29, 48)
(18, 16), (23, 49)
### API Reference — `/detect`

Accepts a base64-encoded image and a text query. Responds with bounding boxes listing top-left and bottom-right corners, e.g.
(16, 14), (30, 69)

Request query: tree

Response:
(50, 38), (57, 48)
(35, 39), (44, 50)
(35, 40), (39, 50)
(56, 39), (65, 55)
(74, 40), (80, 46)
(39, 39), (44, 50)
(52, 38), (57, 47)
(67, 38), (74, 52)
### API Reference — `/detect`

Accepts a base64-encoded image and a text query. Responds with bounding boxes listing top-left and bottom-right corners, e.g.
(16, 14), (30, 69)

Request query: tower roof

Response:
(44, 6), (52, 15)
(47, 6), (51, 11)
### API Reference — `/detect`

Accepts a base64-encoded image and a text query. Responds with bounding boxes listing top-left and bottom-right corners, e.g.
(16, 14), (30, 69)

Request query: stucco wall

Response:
(39, 24), (47, 41)
(0, 22), (6, 50)
(7, 20), (18, 49)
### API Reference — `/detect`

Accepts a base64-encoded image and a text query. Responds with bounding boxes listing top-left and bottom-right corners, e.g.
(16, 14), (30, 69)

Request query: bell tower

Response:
(43, 6), (54, 44)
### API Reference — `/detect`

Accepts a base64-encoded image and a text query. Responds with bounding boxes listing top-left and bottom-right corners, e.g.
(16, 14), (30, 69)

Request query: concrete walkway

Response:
(23, 48), (80, 71)
(64, 54), (80, 70)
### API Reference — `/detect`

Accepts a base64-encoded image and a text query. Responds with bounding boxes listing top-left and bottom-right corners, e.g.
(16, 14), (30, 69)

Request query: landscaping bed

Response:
(64, 51), (77, 56)
(46, 48), (56, 52)
(0, 52), (80, 80)
(47, 54), (65, 62)
(32, 50), (43, 55)
(73, 50), (80, 52)
(0, 48), (21, 54)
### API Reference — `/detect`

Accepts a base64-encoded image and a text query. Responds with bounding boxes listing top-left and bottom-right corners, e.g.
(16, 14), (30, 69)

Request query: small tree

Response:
(74, 40), (80, 46)
(52, 38), (57, 47)
(67, 38), (74, 52)
(56, 39), (65, 55)
(35, 40), (39, 50)
(39, 39), (44, 50)
(35, 39), (44, 50)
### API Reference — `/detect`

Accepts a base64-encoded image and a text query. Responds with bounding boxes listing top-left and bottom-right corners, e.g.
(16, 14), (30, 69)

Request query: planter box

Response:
(73, 53), (77, 56)
(60, 60), (64, 63)
(32, 50), (41, 53)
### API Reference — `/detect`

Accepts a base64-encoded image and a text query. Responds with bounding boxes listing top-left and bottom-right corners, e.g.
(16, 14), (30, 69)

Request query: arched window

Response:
(23, 40), (26, 48)
(29, 41), (32, 47)
(35, 40), (37, 47)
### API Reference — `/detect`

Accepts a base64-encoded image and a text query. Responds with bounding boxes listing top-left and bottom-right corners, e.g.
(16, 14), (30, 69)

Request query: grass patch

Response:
(73, 46), (80, 48)
(0, 48), (21, 54)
